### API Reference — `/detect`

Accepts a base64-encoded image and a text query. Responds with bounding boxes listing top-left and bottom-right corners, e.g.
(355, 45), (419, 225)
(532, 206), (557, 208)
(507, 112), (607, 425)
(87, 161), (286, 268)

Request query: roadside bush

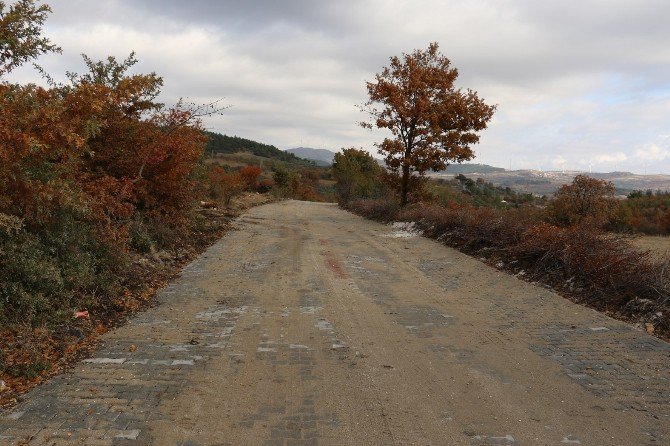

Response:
(397, 202), (459, 235)
(129, 220), (154, 254)
(347, 198), (400, 222)
(546, 175), (616, 228)
(397, 202), (541, 249)
(332, 148), (385, 204)
(0, 0), (214, 337)
(240, 165), (262, 190)
(257, 178), (274, 193)
(208, 165), (245, 205)
(0, 209), (122, 327)
(0, 230), (63, 326)
(0, 0), (257, 398)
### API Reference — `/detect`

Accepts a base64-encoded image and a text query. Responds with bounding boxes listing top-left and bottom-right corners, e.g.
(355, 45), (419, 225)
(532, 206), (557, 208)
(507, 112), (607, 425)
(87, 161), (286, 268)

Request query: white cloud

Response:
(594, 152), (628, 163)
(634, 144), (670, 161)
(551, 155), (567, 168)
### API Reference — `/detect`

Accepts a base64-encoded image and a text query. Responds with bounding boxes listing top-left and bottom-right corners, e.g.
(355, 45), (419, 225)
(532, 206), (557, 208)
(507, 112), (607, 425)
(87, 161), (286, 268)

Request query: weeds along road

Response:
(2, 200), (669, 445)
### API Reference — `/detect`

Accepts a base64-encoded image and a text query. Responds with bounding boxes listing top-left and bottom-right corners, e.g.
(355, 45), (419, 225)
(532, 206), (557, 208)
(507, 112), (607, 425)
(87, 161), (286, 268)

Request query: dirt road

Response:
(1, 201), (669, 445)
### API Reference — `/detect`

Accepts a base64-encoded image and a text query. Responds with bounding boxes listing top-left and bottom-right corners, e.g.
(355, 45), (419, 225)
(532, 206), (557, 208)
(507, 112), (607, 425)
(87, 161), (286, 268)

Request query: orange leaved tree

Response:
(361, 43), (496, 206)
(547, 175), (617, 228)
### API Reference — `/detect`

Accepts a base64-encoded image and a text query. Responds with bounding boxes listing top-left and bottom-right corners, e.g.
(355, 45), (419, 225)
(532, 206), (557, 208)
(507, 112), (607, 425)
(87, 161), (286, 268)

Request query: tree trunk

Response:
(400, 162), (410, 206)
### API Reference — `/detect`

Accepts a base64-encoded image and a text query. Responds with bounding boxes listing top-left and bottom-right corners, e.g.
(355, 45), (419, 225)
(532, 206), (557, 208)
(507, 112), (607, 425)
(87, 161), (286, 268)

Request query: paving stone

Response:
(0, 249), (247, 445)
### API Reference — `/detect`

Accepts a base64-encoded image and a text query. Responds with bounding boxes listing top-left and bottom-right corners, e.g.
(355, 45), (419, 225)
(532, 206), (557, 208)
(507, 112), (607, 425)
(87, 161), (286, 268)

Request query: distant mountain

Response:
(285, 147), (337, 166)
(443, 163), (506, 174)
(205, 132), (314, 166)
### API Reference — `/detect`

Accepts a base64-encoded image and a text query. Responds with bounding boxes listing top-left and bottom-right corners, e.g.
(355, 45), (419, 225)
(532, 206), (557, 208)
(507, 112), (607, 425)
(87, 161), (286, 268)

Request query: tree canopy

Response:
(0, 0), (60, 76)
(362, 43), (496, 205)
(548, 175), (617, 228)
(332, 148), (383, 204)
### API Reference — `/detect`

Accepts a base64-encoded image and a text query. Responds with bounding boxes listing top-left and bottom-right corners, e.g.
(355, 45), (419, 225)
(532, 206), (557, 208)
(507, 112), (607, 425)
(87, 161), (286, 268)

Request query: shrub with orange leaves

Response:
(258, 178), (274, 193)
(239, 165), (262, 191)
(0, 15), (210, 327)
(547, 175), (616, 229)
(208, 165), (245, 205)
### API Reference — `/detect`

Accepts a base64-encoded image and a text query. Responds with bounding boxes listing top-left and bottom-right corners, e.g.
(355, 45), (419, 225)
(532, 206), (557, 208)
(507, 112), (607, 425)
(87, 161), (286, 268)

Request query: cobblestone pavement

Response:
(1, 201), (669, 445)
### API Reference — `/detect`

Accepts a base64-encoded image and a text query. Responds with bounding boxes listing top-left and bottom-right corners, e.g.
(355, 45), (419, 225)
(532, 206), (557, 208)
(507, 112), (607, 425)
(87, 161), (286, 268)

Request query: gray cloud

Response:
(7, 0), (670, 173)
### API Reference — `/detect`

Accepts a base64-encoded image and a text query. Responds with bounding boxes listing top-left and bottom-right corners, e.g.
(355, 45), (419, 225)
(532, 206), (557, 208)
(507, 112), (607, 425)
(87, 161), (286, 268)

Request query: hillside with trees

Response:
(442, 163), (506, 174)
(204, 132), (314, 166)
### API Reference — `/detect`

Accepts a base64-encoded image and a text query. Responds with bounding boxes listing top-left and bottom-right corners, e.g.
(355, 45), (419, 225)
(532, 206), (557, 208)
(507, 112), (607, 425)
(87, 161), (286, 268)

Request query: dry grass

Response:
(631, 235), (670, 259)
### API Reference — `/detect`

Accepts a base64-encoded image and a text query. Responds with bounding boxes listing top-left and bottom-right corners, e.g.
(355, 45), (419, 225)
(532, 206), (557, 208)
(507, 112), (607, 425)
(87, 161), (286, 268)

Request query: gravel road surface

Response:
(1, 200), (668, 445)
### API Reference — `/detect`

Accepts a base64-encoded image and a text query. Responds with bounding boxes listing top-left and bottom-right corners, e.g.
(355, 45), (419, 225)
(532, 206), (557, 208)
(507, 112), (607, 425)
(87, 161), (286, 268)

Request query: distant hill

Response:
(285, 147), (337, 166)
(443, 163), (506, 174)
(433, 168), (670, 196)
(205, 132), (314, 166)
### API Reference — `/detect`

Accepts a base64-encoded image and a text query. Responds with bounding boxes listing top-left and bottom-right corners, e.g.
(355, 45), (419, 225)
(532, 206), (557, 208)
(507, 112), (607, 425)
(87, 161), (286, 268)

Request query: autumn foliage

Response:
(608, 190), (670, 235)
(208, 165), (245, 205)
(362, 43), (496, 205)
(546, 175), (617, 228)
(0, 0), (60, 76)
(0, 2), (225, 335)
(240, 165), (262, 190)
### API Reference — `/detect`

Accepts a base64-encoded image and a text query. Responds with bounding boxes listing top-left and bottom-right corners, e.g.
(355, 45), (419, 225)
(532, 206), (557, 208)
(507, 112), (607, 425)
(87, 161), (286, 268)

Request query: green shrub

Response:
(130, 220), (154, 254)
(332, 148), (384, 204)
(0, 207), (123, 327)
(5, 361), (50, 379)
(0, 230), (66, 326)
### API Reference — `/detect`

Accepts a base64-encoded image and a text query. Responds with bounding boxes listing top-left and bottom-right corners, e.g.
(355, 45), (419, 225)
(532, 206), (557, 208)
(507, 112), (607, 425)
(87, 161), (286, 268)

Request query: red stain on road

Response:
(319, 239), (348, 279)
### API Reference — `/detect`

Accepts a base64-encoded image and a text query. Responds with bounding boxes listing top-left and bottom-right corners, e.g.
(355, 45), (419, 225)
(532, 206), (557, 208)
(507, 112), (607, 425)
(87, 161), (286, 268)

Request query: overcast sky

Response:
(8, 0), (670, 173)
